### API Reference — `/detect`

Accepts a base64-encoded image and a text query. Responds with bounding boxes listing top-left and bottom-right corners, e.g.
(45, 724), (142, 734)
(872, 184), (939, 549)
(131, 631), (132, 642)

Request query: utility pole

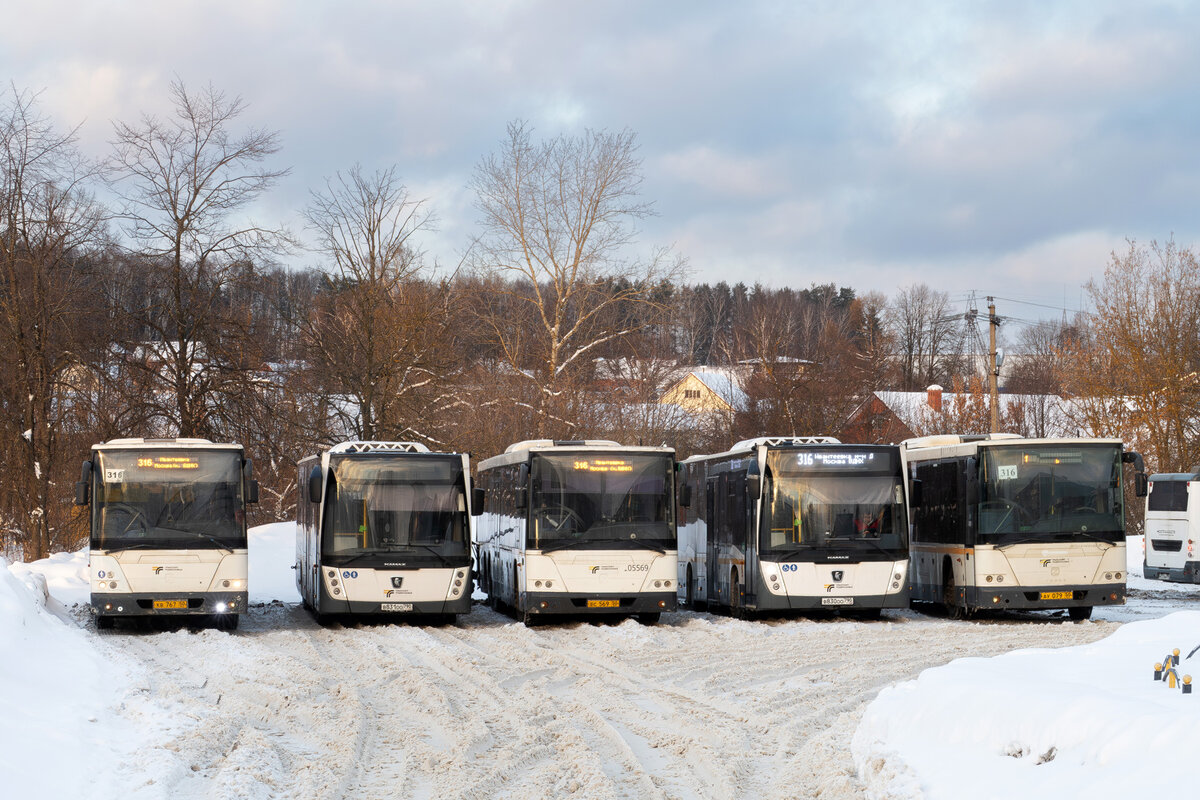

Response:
(988, 297), (1000, 432)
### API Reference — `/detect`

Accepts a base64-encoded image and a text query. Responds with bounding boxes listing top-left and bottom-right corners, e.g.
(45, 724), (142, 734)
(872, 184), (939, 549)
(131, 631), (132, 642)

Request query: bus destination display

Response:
(791, 450), (886, 471)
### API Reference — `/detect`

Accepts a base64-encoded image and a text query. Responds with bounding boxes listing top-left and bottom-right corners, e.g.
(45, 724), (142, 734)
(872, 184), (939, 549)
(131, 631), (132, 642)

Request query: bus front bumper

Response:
(965, 583), (1124, 611)
(520, 591), (676, 617)
(92, 591), (248, 617)
(1144, 561), (1200, 584)
(756, 591), (909, 612)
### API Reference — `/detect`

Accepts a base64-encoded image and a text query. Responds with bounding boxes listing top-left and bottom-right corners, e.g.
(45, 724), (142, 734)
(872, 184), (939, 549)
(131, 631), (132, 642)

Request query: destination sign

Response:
(136, 456), (200, 470)
(573, 458), (634, 473)
(791, 451), (884, 471)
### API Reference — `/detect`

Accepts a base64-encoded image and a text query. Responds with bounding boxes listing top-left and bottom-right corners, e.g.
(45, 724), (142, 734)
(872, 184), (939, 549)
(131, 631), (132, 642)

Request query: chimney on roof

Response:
(927, 384), (944, 413)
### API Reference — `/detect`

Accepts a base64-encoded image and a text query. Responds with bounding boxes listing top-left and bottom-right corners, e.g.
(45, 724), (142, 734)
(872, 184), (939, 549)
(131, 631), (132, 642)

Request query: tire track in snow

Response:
(84, 603), (1117, 799)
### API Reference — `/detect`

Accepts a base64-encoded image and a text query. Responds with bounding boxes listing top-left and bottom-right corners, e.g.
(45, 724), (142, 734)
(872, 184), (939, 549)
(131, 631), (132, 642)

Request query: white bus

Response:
(474, 440), (677, 625)
(1144, 471), (1200, 583)
(296, 441), (479, 623)
(901, 434), (1147, 620)
(676, 437), (909, 617)
(75, 438), (258, 629)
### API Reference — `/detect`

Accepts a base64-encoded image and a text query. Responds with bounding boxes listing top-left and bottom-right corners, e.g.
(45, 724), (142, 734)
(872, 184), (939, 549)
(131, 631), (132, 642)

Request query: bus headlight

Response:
(223, 580), (231, 588)
(986, 575), (994, 583)
(457, 571), (465, 579)
(1115, 572), (1122, 580)
(997, 575), (1004, 583)
(534, 580), (543, 588)
(332, 588), (341, 596)
(109, 581), (117, 589)
(1105, 572), (1112, 581)
(664, 580), (671, 588)
(654, 580), (662, 588)
(215, 602), (228, 613)
(545, 580), (552, 588)
(769, 574), (778, 583)
(327, 569), (336, 578)
(894, 573), (903, 581)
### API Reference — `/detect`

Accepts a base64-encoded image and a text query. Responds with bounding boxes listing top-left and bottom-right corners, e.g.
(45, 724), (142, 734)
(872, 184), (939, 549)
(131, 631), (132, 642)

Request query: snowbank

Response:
(16, 522), (301, 609)
(248, 521), (300, 603)
(0, 557), (137, 796)
(853, 610), (1200, 799)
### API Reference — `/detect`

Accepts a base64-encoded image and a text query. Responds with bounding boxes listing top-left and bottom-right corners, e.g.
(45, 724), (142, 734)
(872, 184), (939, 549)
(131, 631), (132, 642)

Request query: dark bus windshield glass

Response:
(760, 450), (906, 558)
(92, 449), (245, 550)
(321, 456), (467, 562)
(980, 444), (1123, 542)
(530, 453), (673, 550)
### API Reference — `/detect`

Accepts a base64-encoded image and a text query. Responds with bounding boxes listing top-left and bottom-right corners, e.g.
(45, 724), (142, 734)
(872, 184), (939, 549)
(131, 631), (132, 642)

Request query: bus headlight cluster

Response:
(534, 580), (553, 588)
(652, 580), (673, 589)
(983, 575), (1006, 583)
(1104, 572), (1124, 581)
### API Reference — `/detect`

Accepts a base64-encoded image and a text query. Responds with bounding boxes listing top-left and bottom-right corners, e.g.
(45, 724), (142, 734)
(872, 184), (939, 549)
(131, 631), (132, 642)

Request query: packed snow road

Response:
(88, 604), (1116, 800)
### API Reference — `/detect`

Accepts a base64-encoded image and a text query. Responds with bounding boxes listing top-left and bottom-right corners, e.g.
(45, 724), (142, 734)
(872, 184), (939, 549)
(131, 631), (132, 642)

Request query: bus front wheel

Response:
(1068, 606), (1093, 621)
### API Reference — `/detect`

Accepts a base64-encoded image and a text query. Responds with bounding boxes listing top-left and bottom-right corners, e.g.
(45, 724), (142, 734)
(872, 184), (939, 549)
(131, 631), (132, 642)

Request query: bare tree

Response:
(0, 86), (106, 559)
(301, 165), (464, 445)
(1059, 239), (1200, 473)
(108, 79), (290, 438)
(470, 121), (685, 438)
(887, 283), (966, 391)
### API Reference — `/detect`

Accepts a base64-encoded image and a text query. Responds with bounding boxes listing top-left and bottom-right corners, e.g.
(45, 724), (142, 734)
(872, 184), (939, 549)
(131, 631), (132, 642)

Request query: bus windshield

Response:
(979, 444), (1124, 543)
(530, 453), (674, 551)
(92, 449), (245, 550)
(321, 456), (468, 564)
(760, 451), (907, 559)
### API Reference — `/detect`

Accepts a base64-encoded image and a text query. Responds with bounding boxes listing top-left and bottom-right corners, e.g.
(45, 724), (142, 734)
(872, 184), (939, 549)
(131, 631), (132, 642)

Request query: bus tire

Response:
(942, 565), (968, 620)
(96, 615), (114, 630)
(636, 612), (661, 625)
(1068, 606), (1093, 621)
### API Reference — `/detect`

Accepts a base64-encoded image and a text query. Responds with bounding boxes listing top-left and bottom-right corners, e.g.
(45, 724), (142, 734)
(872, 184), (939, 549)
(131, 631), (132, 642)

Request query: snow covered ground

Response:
(854, 536), (1200, 799)
(2, 528), (1197, 799)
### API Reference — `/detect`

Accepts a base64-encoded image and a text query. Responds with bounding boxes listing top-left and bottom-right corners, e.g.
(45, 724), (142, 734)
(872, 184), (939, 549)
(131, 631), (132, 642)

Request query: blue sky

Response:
(5, 0), (1199, 325)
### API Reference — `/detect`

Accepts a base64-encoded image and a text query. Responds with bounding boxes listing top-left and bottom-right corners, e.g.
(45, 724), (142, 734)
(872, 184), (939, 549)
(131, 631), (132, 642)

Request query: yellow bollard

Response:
(1156, 662), (1164, 680)
(1184, 675), (1193, 695)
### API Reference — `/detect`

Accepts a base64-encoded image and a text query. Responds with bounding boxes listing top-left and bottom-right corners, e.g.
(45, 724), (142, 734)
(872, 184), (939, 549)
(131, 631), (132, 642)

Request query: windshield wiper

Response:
(99, 542), (159, 553)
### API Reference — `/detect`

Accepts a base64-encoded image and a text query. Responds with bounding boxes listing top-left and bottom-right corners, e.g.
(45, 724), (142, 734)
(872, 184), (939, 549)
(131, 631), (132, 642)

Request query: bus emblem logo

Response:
(391, 577), (403, 588)
(831, 570), (844, 582)
(154, 566), (163, 574)
(590, 566), (599, 574)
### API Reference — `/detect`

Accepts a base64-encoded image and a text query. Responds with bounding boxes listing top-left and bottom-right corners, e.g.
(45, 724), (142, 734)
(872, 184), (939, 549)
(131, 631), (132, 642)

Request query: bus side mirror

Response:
(74, 461), (92, 506)
(909, 479), (923, 508)
(746, 475), (761, 501)
(472, 486), (486, 515)
(243, 459), (259, 504)
(679, 483), (692, 508)
(1136, 472), (1149, 498)
(308, 465), (323, 505)
(515, 489), (528, 511)
(1122, 451), (1148, 497)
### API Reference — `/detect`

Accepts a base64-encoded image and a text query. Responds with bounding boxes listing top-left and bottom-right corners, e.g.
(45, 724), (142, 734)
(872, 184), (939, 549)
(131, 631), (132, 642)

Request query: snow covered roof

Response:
(690, 367), (748, 411)
(871, 390), (1086, 439)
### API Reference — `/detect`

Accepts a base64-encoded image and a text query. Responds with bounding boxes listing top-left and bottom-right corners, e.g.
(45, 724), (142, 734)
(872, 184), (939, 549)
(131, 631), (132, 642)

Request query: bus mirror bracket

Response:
(472, 486), (486, 515)
(308, 465), (323, 505)
(1123, 451), (1148, 497)
(74, 460), (92, 506)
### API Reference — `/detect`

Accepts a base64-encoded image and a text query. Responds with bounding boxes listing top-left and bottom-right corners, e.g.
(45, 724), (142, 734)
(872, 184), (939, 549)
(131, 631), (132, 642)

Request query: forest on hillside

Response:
(4, 82), (1197, 559)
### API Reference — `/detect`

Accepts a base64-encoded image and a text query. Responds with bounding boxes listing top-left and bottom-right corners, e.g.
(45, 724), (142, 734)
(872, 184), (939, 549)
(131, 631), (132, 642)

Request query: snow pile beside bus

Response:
(853, 611), (1200, 799)
(248, 521), (300, 603)
(0, 557), (136, 796)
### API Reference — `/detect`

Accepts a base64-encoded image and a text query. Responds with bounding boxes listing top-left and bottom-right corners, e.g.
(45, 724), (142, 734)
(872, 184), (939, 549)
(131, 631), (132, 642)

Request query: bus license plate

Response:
(587, 599), (620, 608)
(153, 600), (187, 610)
(821, 597), (853, 606)
(1040, 591), (1073, 600)
(381, 603), (413, 612)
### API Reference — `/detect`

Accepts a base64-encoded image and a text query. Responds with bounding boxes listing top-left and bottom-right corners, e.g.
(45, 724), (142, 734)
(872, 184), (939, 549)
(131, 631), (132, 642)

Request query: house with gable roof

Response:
(658, 365), (748, 414)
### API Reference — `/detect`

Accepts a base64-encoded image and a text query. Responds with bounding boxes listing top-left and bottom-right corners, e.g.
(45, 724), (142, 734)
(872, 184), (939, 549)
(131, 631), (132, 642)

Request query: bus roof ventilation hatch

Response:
(731, 436), (841, 450)
(329, 441), (431, 454)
